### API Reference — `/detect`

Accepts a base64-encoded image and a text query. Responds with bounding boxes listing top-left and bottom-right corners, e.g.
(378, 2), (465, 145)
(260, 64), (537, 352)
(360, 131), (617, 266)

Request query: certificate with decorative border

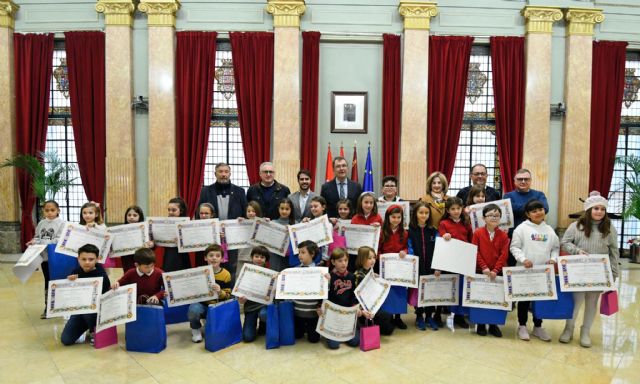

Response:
(96, 284), (137, 332)
(418, 274), (459, 307)
(163, 265), (218, 307)
(13, 244), (46, 283)
(377, 201), (410, 229)
(248, 218), (290, 256)
(220, 219), (254, 250)
(148, 217), (190, 247)
(339, 224), (380, 254)
(316, 300), (358, 342)
(462, 275), (510, 311)
(275, 267), (329, 300)
(503, 265), (557, 301)
(46, 277), (103, 318)
(108, 222), (149, 257)
(379, 253), (419, 288)
(232, 263), (279, 305)
(176, 219), (221, 252)
(289, 215), (334, 254)
(468, 199), (515, 231)
(558, 255), (615, 292)
(354, 270), (390, 315)
(55, 223), (113, 263)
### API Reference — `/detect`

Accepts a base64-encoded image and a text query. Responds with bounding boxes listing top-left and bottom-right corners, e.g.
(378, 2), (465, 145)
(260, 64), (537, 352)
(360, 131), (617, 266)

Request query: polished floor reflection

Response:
(0, 259), (638, 384)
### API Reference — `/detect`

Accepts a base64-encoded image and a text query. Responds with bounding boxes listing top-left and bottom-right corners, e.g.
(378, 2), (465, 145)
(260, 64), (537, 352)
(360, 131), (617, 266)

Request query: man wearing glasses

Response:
(378, 175), (402, 202)
(321, 156), (362, 218)
(246, 162), (291, 219)
(456, 164), (501, 204)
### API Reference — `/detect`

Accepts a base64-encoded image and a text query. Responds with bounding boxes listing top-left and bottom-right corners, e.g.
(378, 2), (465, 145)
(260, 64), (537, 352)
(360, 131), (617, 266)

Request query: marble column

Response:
(521, 6), (562, 197)
(558, 8), (604, 228)
(0, 1), (20, 237)
(96, 0), (136, 224)
(397, 1), (438, 200)
(266, 0), (305, 190)
(139, 0), (180, 216)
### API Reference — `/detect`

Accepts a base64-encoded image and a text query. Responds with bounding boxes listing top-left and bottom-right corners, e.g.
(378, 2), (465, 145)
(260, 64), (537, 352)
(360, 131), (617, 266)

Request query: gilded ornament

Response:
(398, 1), (438, 30)
(565, 8), (604, 36)
(266, 0), (305, 28)
(0, 0), (19, 29)
(96, 0), (136, 26)
(521, 6), (562, 34)
(139, 0), (181, 27)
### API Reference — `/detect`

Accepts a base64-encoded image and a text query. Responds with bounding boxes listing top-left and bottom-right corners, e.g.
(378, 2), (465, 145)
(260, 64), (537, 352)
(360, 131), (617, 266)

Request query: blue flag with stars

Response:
(363, 146), (374, 192)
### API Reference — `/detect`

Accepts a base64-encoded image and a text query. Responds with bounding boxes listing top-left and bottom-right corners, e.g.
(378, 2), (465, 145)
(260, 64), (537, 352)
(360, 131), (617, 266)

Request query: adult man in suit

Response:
(456, 163), (502, 205)
(321, 156), (362, 218)
(289, 169), (317, 222)
(246, 162), (291, 220)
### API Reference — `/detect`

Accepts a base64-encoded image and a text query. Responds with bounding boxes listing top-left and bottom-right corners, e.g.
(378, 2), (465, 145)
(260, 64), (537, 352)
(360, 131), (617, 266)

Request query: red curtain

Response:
(230, 32), (274, 184)
(382, 34), (402, 177)
(65, 31), (106, 211)
(427, 36), (474, 179)
(590, 41), (628, 197)
(176, 31), (217, 218)
(14, 33), (54, 250)
(301, 31), (320, 185)
(490, 36), (525, 193)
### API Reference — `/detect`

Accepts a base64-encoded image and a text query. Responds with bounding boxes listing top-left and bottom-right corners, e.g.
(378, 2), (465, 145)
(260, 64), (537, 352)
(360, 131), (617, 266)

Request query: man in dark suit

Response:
(246, 162), (291, 220)
(289, 169), (317, 222)
(321, 156), (362, 218)
(456, 163), (501, 205)
(198, 162), (247, 220)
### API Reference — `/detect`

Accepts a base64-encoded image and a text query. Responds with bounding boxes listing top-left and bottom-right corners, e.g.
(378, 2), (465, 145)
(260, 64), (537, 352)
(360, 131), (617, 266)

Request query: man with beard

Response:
(456, 163), (501, 205)
(289, 169), (317, 222)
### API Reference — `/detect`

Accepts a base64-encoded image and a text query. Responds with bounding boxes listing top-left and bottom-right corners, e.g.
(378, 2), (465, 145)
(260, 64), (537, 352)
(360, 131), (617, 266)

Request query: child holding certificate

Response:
(187, 244), (232, 343)
(464, 185), (486, 213)
(560, 192), (619, 348)
(27, 200), (65, 319)
(379, 205), (409, 330)
(269, 198), (296, 272)
(472, 203), (510, 337)
(111, 248), (165, 305)
(121, 205), (150, 273)
(61, 244), (111, 346)
(337, 199), (353, 221)
(351, 192), (383, 226)
(510, 199), (559, 342)
(236, 202), (262, 280)
(301, 196), (346, 266)
(407, 201), (439, 331)
(194, 203), (217, 268)
(80, 201), (106, 230)
(354, 246), (394, 335)
(163, 197), (192, 272)
(239, 246), (270, 342)
(293, 240), (322, 343)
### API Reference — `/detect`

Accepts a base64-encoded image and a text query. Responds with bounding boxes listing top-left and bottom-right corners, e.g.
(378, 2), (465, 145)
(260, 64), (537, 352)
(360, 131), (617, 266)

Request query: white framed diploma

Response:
(148, 217), (190, 247)
(462, 275), (510, 310)
(468, 199), (515, 231)
(163, 265), (218, 307)
(96, 284), (137, 332)
(108, 222), (149, 257)
(55, 223), (113, 263)
(46, 277), (103, 318)
(377, 201), (410, 228)
(502, 265), (557, 301)
(338, 223), (381, 254)
(13, 244), (46, 283)
(248, 218), (290, 256)
(232, 263), (279, 305)
(354, 271), (390, 315)
(176, 219), (221, 252)
(558, 255), (615, 292)
(431, 237), (478, 276)
(379, 253), (419, 288)
(220, 219), (254, 250)
(288, 215), (334, 254)
(417, 274), (459, 307)
(316, 300), (358, 342)
(275, 267), (329, 300)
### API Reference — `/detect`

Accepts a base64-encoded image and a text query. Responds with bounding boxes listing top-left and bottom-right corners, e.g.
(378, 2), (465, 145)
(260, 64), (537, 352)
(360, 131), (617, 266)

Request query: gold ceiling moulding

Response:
(138, 0), (181, 27)
(565, 8), (604, 36)
(96, 0), (136, 27)
(521, 6), (563, 34)
(398, 1), (438, 31)
(0, 0), (20, 29)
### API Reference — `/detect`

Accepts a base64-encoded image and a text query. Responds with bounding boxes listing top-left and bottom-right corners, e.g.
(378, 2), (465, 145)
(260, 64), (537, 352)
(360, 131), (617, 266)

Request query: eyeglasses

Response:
(261, 170), (275, 174)
(383, 185), (397, 188)
(515, 178), (531, 182)
(472, 172), (487, 177)
(484, 214), (501, 219)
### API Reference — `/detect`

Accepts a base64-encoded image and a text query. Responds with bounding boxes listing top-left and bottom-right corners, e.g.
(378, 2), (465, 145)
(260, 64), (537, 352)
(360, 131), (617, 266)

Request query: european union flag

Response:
(363, 146), (374, 192)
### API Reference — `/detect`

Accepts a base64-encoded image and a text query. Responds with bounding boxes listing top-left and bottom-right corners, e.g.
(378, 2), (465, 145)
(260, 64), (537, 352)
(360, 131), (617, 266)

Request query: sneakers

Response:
(518, 325), (530, 341)
(532, 326), (551, 342)
(75, 333), (86, 344)
(426, 317), (439, 331)
(432, 313), (444, 328)
(191, 329), (203, 343)
(580, 326), (591, 348)
(415, 317), (427, 331)
(40, 310), (47, 320)
(453, 315), (469, 329)
(559, 325), (574, 344)
(89, 332), (95, 346)
(476, 324), (487, 336)
(393, 315), (407, 330)
(488, 325), (502, 338)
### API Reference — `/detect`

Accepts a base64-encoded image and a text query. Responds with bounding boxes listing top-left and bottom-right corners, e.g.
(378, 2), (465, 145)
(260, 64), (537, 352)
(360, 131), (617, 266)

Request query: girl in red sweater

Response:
(351, 192), (383, 226)
(471, 203), (510, 337)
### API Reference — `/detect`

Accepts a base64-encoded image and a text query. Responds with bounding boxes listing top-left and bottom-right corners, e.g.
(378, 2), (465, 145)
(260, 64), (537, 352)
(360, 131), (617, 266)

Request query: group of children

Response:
(28, 178), (619, 349)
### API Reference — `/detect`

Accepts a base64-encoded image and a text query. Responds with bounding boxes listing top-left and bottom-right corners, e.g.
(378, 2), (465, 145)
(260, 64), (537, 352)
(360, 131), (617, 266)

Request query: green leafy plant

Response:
(616, 155), (640, 220)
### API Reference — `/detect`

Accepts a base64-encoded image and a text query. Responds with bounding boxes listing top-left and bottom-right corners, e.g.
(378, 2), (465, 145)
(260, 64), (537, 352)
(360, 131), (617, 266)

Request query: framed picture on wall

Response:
(331, 91), (368, 134)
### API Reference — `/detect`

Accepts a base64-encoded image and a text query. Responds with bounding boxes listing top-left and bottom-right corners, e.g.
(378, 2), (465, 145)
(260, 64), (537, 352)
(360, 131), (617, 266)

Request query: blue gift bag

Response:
(532, 277), (575, 319)
(163, 298), (189, 324)
(126, 305), (167, 353)
(47, 244), (78, 280)
(380, 286), (408, 314)
(468, 307), (508, 325)
(205, 300), (242, 352)
(266, 303), (280, 349)
(278, 301), (296, 346)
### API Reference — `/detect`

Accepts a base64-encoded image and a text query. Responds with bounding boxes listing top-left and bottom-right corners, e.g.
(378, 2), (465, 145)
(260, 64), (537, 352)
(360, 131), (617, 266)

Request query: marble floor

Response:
(1, 258), (639, 384)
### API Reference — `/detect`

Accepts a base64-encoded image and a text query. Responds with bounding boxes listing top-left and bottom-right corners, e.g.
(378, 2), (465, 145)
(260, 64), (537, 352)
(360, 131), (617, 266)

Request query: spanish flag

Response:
(325, 144), (334, 182)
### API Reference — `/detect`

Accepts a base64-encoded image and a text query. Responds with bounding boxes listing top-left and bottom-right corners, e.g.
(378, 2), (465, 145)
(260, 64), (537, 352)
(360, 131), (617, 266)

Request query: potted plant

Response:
(616, 155), (640, 263)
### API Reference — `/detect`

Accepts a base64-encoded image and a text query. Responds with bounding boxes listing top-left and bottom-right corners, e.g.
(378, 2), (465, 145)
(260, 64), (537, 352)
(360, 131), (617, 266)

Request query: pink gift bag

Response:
(94, 326), (118, 349)
(408, 288), (418, 307)
(600, 291), (619, 316)
(101, 256), (116, 268)
(359, 320), (380, 352)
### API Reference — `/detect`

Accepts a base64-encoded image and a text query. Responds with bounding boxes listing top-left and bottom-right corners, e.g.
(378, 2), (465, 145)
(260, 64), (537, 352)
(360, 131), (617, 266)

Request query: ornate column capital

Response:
(521, 6), (563, 34)
(0, 0), (19, 29)
(139, 0), (180, 27)
(398, 1), (438, 31)
(96, 0), (136, 27)
(266, 0), (305, 28)
(565, 8), (604, 36)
